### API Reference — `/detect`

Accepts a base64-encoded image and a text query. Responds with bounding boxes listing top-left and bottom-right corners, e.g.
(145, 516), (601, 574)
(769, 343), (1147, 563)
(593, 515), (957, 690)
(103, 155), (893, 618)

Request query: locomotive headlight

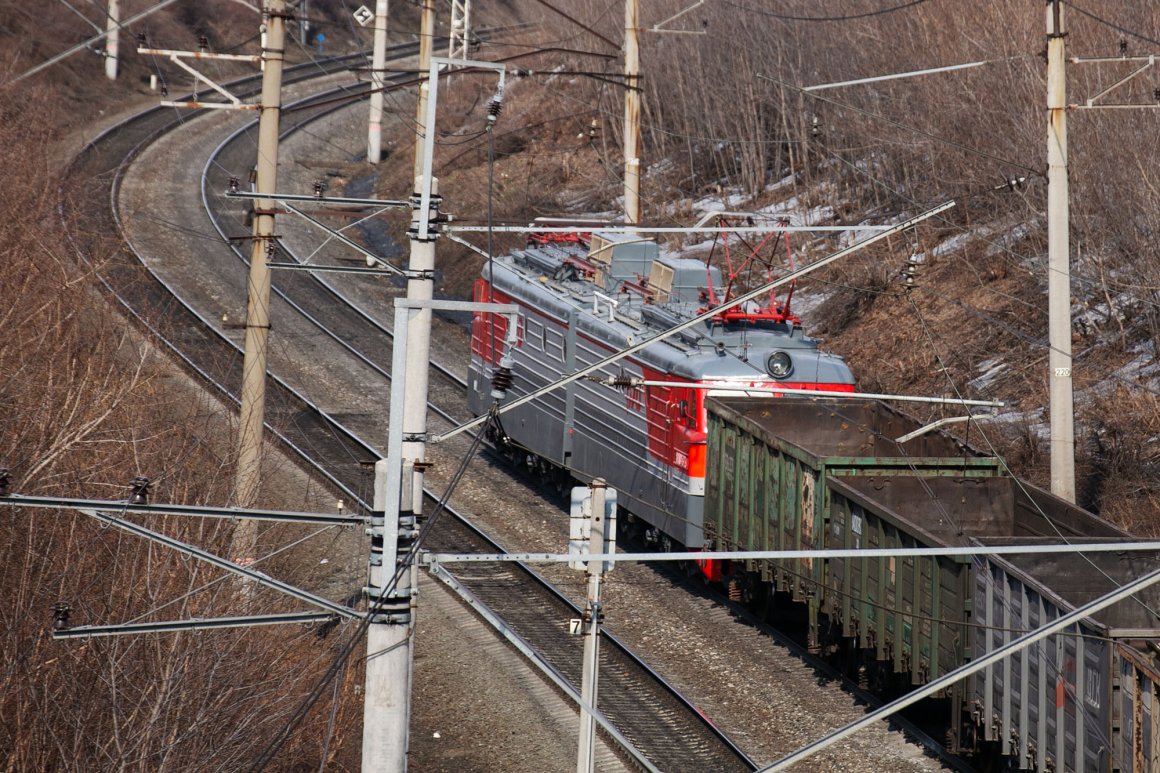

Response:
(766, 351), (793, 379)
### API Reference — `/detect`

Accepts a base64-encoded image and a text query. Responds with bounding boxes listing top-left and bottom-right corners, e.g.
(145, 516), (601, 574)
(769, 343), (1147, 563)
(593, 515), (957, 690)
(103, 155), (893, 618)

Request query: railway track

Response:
(65, 50), (761, 772)
(64, 49), (396, 503)
(426, 503), (756, 772)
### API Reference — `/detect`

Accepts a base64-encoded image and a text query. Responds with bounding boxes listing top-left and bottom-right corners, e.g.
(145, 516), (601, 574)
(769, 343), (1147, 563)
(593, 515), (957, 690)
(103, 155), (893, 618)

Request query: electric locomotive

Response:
(467, 229), (854, 555)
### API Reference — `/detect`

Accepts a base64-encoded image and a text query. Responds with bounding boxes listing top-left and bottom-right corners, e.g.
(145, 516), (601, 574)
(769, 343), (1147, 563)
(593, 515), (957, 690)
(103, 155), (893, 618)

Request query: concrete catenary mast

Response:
(623, 0), (641, 224)
(367, 0), (389, 163)
(105, 0), (120, 80)
(1045, 0), (1075, 502)
(412, 0), (436, 181)
(233, 0), (287, 536)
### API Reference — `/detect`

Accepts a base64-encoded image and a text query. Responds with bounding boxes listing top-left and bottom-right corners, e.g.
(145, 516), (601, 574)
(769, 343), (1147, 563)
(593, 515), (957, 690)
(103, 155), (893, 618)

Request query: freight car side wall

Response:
(825, 479), (972, 688)
(1117, 644), (1160, 771)
(702, 396), (1160, 771)
(705, 410), (821, 604)
(703, 400), (1005, 619)
(971, 555), (1113, 772)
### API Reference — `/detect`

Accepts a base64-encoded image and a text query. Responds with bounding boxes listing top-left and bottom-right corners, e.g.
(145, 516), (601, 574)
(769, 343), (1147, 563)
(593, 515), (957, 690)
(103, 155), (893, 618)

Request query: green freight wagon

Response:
(704, 395), (1160, 770)
(825, 473), (1127, 690)
(704, 397), (1001, 643)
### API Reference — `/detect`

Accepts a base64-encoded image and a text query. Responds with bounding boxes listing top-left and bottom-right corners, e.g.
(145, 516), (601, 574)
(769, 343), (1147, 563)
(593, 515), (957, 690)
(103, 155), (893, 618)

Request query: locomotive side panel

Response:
(469, 279), (570, 465)
(568, 334), (705, 547)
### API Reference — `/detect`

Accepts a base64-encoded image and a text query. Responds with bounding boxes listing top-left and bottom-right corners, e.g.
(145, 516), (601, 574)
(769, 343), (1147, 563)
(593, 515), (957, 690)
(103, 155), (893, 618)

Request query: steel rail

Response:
(200, 80), (471, 358)
(75, 55), (394, 509)
(198, 83), (468, 428)
(62, 46), (946, 772)
(94, 64), (760, 770)
(107, 159), (376, 508)
(433, 498), (759, 771)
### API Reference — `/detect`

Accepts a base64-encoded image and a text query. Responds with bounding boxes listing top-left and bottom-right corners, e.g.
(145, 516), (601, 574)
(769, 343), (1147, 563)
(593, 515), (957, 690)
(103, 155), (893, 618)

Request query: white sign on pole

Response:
(568, 485), (617, 572)
(352, 5), (374, 26)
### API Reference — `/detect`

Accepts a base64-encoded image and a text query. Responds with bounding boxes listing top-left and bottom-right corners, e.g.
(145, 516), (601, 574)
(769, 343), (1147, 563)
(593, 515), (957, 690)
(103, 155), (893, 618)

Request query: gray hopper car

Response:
(704, 396), (1160, 771)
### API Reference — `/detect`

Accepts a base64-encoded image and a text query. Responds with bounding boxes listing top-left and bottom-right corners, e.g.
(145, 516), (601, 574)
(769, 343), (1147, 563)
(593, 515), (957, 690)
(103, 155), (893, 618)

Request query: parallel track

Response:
(63, 50), (759, 772)
(428, 511), (756, 772)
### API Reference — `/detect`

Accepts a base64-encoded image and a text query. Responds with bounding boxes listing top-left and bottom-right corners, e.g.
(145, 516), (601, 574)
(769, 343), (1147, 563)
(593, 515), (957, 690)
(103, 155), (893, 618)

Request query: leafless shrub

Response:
(0, 79), (363, 771)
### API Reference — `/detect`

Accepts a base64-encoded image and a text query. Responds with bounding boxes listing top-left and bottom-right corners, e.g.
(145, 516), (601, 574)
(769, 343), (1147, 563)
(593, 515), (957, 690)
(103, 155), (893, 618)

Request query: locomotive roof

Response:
(488, 234), (854, 383)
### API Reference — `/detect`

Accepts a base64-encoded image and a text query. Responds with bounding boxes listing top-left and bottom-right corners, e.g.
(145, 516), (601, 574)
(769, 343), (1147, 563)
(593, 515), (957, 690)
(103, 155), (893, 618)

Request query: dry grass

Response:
(6, 2), (1160, 766)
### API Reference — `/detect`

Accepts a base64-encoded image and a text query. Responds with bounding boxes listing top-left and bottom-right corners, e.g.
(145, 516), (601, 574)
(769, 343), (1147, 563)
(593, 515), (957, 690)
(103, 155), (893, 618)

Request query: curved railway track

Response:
(63, 50), (760, 772)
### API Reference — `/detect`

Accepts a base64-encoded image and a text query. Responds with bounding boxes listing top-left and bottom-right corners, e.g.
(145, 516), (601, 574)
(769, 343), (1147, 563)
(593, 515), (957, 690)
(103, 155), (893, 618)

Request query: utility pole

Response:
(363, 56), (507, 771)
(412, 0), (436, 181)
(623, 0), (641, 224)
(362, 174), (440, 772)
(1046, 0), (1075, 502)
(233, 0), (287, 548)
(136, 11), (276, 533)
(576, 479), (610, 773)
(367, 0), (389, 163)
(104, 0), (119, 80)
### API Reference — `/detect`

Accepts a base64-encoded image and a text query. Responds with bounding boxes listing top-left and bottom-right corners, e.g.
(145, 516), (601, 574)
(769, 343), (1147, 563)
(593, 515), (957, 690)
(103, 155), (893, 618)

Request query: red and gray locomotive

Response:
(467, 229), (854, 558)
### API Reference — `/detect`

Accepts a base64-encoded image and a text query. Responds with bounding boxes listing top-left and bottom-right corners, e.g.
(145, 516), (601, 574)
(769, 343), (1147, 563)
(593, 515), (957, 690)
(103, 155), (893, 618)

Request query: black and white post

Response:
(571, 479), (616, 773)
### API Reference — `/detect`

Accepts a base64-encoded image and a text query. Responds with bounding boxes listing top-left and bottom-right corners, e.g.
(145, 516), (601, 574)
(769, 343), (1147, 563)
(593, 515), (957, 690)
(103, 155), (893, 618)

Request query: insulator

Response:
(490, 365), (513, 399)
(1154, 88), (1160, 103)
(228, 176), (240, 193)
(52, 602), (71, 631)
(198, 35), (209, 52)
(608, 374), (637, 391)
(1120, 38), (1128, 56)
(902, 251), (922, 287)
(312, 180), (327, 198)
(0, 467), (9, 497)
(129, 476), (151, 505)
(136, 32), (147, 46)
(487, 100), (503, 122)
